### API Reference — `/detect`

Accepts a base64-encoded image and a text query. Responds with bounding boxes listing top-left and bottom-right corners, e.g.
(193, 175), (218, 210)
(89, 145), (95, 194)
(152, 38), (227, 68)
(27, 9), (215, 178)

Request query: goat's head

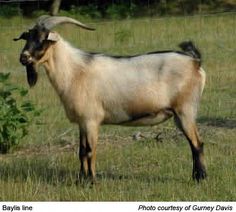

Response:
(14, 16), (95, 86)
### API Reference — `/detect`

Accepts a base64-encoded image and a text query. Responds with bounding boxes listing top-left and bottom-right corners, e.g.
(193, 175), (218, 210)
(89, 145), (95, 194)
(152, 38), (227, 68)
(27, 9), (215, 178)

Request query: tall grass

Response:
(0, 13), (235, 201)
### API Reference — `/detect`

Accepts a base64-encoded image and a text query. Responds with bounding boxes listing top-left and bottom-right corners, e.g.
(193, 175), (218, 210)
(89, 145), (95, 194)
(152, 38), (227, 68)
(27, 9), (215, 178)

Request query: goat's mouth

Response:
(20, 54), (34, 66)
(20, 58), (33, 66)
(21, 60), (32, 66)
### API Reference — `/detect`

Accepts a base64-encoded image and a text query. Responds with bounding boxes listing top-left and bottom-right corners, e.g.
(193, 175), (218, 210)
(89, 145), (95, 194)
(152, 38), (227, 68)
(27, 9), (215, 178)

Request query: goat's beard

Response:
(26, 63), (38, 87)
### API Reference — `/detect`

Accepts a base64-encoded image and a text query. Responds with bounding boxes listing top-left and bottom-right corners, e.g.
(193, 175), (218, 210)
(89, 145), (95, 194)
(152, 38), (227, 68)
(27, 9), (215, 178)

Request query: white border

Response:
(0, 202), (235, 212)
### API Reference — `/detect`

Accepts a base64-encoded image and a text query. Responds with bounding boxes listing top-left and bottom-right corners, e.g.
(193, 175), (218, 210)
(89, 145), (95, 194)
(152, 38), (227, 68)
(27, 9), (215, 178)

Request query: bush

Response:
(71, 4), (102, 19)
(106, 3), (137, 19)
(0, 5), (22, 17)
(0, 73), (41, 154)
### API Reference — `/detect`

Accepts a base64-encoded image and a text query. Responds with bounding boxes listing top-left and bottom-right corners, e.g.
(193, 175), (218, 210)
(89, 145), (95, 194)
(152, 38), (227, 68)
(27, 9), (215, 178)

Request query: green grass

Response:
(0, 13), (235, 201)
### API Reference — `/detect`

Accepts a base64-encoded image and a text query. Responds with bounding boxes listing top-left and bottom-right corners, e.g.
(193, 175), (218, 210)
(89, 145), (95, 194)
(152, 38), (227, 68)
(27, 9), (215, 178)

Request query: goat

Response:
(15, 16), (207, 183)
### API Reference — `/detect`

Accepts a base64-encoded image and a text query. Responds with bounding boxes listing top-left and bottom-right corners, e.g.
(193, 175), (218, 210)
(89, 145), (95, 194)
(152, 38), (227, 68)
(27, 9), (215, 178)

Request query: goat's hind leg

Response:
(174, 111), (207, 182)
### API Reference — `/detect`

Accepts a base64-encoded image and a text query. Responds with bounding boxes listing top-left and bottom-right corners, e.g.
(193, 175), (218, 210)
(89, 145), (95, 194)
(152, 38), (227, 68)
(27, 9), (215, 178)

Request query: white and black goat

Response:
(15, 16), (207, 183)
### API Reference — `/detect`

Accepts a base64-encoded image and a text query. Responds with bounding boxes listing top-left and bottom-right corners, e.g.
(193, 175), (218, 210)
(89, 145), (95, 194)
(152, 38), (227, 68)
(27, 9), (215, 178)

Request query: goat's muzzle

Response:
(20, 52), (33, 66)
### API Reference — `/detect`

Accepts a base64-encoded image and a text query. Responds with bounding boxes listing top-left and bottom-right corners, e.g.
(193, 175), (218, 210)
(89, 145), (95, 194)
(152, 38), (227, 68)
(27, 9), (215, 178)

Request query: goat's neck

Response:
(43, 39), (86, 96)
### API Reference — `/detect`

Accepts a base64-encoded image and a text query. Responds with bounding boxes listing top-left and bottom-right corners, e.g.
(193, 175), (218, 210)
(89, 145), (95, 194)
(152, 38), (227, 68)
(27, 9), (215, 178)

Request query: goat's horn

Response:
(37, 16), (95, 31)
(37, 15), (51, 25)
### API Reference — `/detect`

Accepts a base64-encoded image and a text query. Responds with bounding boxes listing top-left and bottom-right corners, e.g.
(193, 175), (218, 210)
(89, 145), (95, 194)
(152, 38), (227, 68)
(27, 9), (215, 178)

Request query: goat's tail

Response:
(179, 41), (202, 66)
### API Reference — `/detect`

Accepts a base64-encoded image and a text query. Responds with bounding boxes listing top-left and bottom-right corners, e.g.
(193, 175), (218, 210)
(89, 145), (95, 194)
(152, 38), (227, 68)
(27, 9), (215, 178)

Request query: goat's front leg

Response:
(78, 121), (99, 184)
(86, 121), (99, 183)
(78, 128), (89, 180)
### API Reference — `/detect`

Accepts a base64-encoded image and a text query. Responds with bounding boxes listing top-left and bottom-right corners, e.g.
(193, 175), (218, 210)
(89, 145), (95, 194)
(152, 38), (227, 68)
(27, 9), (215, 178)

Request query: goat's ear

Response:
(47, 32), (59, 42)
(13, 32), (28, 41)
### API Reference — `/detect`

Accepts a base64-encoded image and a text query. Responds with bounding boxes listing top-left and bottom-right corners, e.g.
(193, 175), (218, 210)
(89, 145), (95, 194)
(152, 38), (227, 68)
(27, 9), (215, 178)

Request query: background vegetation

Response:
(0, 73), (40, 154)
(0, 2), (235, 201)
(0, 0), (236, 19)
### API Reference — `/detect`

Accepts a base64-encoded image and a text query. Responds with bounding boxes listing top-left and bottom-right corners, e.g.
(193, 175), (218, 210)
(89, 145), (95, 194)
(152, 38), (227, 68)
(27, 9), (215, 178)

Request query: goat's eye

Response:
(34, 43), (44, 51)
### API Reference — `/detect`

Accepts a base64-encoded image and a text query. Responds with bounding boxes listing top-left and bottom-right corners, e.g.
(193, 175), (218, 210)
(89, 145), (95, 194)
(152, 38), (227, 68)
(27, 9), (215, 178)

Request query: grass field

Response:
(0, 13), (235, 201)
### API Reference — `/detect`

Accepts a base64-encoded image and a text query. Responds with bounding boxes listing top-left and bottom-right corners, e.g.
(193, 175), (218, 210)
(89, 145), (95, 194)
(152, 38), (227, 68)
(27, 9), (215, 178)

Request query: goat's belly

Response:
(103, 109), (131, 124)
(103, 109), (173, 126)
(120, 110), (173, 126)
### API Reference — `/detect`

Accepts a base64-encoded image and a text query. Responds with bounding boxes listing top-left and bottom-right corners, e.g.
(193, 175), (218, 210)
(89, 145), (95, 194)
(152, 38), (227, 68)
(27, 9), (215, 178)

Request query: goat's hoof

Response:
(75, 177), (83, 185)
(193, 169), (207, 182)
(76, 173), (87, 185)
(75, 177), (90, 186)
(76, 174), (96, 186)
(91, 178), (97, 185)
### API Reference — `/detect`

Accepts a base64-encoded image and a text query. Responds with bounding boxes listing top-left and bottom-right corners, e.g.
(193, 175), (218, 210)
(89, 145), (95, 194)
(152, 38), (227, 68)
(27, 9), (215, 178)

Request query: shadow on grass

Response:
(0, 156), (188, 186)
(0, 157), (78, 186)
(198, 117), (236, 129)
(96, 171), (187, 184)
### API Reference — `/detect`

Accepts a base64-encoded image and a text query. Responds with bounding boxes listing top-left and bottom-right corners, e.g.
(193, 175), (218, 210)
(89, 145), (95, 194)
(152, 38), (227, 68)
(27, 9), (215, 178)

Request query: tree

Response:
(50, 0), (62, 16)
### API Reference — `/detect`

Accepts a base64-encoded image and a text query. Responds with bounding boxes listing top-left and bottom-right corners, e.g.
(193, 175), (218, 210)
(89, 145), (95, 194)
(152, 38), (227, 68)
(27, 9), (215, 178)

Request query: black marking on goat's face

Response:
(17, 26), (52, 66)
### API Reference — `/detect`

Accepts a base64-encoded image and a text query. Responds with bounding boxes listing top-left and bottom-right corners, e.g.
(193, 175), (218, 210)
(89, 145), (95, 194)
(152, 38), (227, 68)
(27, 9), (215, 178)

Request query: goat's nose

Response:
(20, 52), (31, 65)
